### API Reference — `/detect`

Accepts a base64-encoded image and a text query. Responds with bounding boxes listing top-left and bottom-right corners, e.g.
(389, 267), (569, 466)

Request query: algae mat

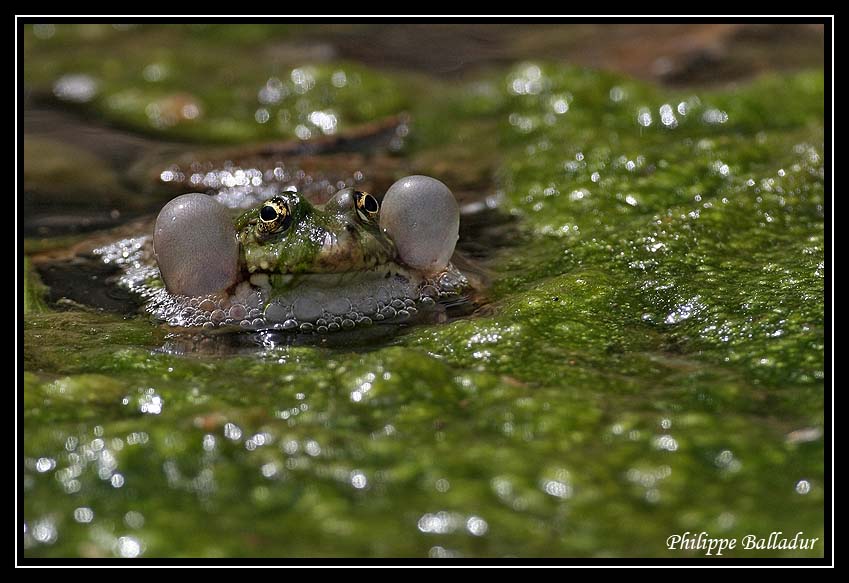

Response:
(22, 25), (825, 558)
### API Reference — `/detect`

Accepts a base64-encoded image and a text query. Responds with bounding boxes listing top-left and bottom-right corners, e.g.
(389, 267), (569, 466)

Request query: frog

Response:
(94, 175), (472, 332)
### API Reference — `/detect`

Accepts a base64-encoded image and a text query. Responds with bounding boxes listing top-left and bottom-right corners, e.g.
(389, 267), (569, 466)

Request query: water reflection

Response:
(74, 507), (94, 523)
(53, 74), (98, 103)
(116, 535), (142, 558)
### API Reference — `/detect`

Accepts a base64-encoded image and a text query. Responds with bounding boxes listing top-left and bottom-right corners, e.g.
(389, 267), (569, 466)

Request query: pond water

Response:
(22, 24), (825, 558)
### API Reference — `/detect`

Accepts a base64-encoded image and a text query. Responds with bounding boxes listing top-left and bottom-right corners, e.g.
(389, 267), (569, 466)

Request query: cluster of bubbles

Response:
(417, 511), (489, 537)
(636, 98), (728, 130)
(252, 69), (355, 139)
(23, 425), (151, 555)
(53, 74), (99, 103)
(92, 234), (469, 333)
(160, 161), (368, 208)
(503, 63), (731, 137)
(44, 35), (387, 141)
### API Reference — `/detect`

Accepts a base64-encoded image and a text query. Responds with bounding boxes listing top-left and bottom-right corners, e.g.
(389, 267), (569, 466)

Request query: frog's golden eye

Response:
(257, 197), (292, 235)
(354, 191), (380, 222)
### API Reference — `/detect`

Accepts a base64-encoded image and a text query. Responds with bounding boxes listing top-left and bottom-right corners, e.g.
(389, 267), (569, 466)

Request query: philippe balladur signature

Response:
(666, 531), (820, 556)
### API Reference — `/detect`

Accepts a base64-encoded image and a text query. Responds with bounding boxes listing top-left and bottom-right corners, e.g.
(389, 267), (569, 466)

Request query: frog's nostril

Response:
(153, 193), (239, 296)
(379, 175), (459, 274)
(345, 223), (357, 233)
(325, 187), (356, 214)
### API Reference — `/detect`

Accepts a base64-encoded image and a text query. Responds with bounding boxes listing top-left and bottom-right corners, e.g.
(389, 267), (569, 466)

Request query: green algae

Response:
(23, 34), (825, 558)
(24, 24), (407, 143)
(487, 65), (824, 392)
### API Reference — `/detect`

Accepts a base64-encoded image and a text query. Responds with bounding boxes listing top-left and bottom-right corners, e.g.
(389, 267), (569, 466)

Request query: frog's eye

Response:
(354, 191), (380, 222)
(258, 197), (292, 235)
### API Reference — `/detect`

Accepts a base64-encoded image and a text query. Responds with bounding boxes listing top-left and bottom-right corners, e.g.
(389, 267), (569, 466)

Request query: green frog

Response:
(97, 175), (471, 332)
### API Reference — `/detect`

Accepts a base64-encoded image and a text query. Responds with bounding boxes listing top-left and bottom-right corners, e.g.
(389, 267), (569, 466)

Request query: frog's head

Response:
(153, 175), (459, 297)
(234, 188), (395, 276)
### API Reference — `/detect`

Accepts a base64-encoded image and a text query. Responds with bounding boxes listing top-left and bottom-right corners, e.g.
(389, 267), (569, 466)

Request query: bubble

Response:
(32, 518), (58, 544)
(659, 103), (678, 128)
(653, 435), (679, 452)
(116, 536), (141, 558)
(264, 302), (288, 323)
(74, 507), (94, 523)
(609, 86), (627, 102)
(228, 304), (247, 320)
(124, 511), (145, 529)
(466, 516), (489, 536)
(308, 110), (338, 135)
(33, 24), (56, 39)
(53, 74), (98, 103)
(294, 125), (312, 140)
(331, 70), (347, 87)
(702, 109), (729, 124)
(35, 457), (55, 473)
(350, 471), (368, 489)
(224, 423), (242, 441)
(142, 63), (167, 82)
(542, 479), (572, 499)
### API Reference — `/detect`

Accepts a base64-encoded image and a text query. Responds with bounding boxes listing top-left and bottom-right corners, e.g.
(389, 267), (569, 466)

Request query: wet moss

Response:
(23, 49), (824, 557)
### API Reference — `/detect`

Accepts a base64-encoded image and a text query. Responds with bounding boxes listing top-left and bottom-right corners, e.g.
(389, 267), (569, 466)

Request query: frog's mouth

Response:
(236, 224), (439, 297)
(244, 263), (417, 294)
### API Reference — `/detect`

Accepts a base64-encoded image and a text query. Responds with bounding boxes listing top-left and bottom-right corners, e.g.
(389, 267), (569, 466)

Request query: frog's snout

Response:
(379, 175), (459, 274)
(153, 193), (240, 296)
